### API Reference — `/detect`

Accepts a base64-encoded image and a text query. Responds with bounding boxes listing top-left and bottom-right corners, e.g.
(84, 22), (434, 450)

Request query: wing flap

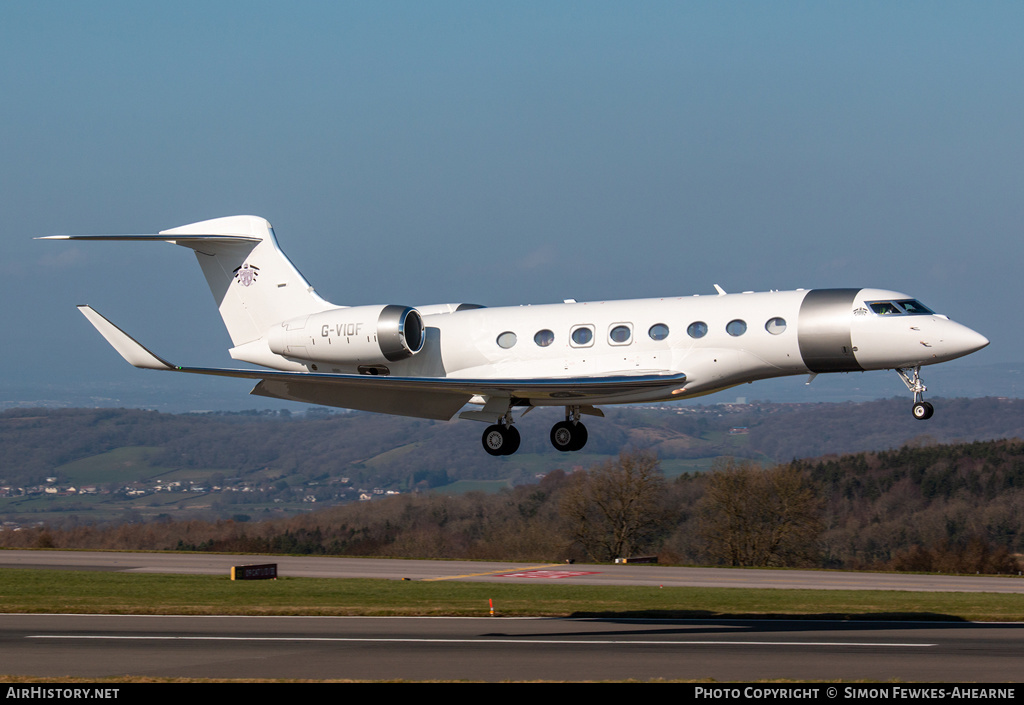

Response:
(251, 378), (472, 421)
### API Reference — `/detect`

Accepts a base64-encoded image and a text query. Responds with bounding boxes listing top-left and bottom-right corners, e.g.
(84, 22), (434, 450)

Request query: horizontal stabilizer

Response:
(77, 306), (175, 371)
(38, 234), (261, 247)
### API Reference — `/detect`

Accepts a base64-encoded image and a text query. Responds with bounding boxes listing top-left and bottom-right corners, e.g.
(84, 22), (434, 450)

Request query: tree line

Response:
(8, 438), (1023, 574)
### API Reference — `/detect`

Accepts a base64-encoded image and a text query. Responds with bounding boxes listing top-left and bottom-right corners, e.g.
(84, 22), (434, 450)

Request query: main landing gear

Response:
(550, 406), (588, 452)
(896, 366), (934, 420)
(481, 423), (521, 456)
(478, 405), (590, 455)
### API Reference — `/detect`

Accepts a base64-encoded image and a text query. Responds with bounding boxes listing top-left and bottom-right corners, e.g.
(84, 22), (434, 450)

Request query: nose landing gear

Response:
(896, 366), (934, 420)
(912, 401), (934, 420)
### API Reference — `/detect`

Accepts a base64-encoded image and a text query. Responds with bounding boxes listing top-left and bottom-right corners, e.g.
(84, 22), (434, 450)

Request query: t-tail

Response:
(44, 215), (333, 349)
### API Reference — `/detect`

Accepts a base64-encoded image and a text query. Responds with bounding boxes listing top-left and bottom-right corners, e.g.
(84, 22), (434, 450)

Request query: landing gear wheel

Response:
(550, 421), (588, 452)
(482, 424), (520, 456)
(912, 401), (934, 420)
(572, 423), (588, 450)
(503, 425), (521, 454)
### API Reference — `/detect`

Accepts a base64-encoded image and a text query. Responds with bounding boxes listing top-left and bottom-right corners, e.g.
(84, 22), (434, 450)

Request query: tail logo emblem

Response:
(233, 263), (260, 287)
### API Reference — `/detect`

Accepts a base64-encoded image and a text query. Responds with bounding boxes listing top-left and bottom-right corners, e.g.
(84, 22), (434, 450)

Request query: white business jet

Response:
(45, 215), (989, 455)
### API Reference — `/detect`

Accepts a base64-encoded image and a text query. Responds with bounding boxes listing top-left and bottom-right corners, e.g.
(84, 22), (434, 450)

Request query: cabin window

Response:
(648, 323), (669, 340)
(570, 325), (594, 347)
(534, 329), (554, 347)
(609, 324), (632, 345)
(726, 319), (747, 337)
(765, 317), (787, 335)
(496, 331), (517, 349)
(687, 321), (708, 339)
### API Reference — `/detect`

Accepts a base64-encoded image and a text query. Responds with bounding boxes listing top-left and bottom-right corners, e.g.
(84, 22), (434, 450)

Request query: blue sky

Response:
(2, 2), (1021, 407)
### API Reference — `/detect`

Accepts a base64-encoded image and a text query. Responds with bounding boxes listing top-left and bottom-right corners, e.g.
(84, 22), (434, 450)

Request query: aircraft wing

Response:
(77, 306), (686, 420)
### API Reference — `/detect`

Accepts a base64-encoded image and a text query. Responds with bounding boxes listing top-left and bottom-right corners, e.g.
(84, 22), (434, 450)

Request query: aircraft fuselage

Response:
(241, 286), (987, 408)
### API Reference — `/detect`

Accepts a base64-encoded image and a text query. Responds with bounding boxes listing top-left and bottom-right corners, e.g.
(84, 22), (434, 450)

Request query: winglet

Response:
(76, 305), (176, 371)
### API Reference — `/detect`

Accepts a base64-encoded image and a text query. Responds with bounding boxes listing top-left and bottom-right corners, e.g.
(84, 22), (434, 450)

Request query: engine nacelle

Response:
(267, 305), (424, 365)
(414, 302), (486, 315)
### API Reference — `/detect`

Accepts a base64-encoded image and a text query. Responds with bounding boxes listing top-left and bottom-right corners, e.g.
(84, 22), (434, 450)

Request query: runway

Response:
(2, 613), (1023, 681)
(2, 550), (1023, 680)
(3, 549), (1024, 593)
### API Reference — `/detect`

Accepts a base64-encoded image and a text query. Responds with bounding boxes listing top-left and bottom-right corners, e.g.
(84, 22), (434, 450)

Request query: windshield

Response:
(867, 299), (934, 316)
(896, 299), (934, 314)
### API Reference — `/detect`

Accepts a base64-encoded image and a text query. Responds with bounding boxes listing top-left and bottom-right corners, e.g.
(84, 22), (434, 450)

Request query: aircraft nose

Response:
(944, 322), (989, 359)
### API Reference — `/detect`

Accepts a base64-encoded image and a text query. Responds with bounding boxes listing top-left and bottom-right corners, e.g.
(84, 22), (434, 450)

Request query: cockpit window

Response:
(896, 299), (934, 315)
(869, 301), (902, 315)
(867, 300), (934, 316)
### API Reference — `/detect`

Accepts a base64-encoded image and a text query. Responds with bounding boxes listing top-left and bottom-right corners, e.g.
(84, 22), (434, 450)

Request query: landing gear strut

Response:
(550, 406), (588, 452)
(896, 366), (934, 420)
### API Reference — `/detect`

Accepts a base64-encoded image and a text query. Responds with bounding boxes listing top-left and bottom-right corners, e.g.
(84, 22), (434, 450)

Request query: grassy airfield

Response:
(2, 568), (1023, 622)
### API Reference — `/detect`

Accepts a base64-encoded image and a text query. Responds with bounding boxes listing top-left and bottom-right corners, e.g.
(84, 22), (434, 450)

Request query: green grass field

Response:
(434, 479), (515, 494)
(2, 568), (1023, 621)
(54, 446), (172, 485)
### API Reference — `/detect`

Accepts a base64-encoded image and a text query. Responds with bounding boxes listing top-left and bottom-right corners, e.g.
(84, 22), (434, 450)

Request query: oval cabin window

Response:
(649, 323), (669, 340)
(726, 320), (747, 337)
(571, 327), (594, 346)
(609, 325), (632, 344)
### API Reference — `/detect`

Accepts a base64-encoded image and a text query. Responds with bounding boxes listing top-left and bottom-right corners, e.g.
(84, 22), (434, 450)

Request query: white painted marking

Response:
(28, 635), (935, 647)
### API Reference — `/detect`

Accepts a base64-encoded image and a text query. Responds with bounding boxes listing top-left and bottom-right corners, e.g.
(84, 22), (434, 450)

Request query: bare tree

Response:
(698, 459), (823, 567)
(560, 450), (670, 562)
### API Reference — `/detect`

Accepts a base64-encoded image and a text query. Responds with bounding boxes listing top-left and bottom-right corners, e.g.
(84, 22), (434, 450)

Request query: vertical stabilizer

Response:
(159, 216), (333, 346)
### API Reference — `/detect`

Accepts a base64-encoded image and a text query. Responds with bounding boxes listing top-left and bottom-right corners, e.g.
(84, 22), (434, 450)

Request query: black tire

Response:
(550, 421), (587, 451)
(550, 421), (573, 451)
(482, 425), (508, 455)
(912, 401), (934, 420)
(503, 425), (521, 455)
(482, 424), (520, 455)
(569, 422), (588, 451)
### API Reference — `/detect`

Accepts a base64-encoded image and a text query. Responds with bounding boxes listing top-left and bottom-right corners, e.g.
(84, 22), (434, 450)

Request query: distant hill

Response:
(1, 398), (1022, 524)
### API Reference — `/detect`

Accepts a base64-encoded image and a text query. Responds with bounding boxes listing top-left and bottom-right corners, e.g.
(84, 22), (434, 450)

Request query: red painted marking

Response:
(496, 570), (600, 579)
